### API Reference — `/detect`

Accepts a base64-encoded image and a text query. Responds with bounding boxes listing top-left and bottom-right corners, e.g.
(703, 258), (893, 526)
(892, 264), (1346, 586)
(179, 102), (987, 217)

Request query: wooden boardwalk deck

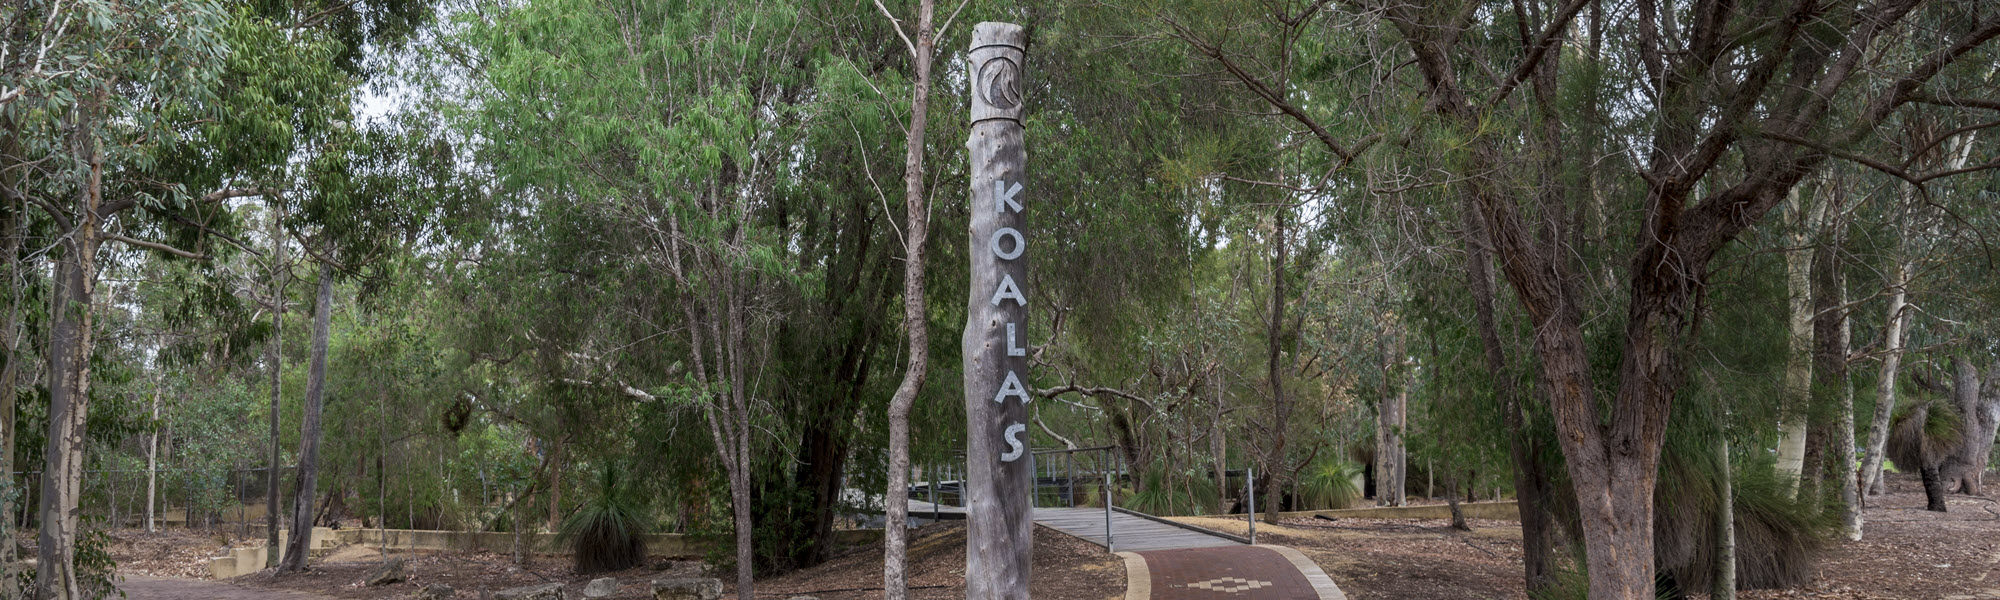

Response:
(905, 500), (1241, 551)
(1032, 507), (1241, 552)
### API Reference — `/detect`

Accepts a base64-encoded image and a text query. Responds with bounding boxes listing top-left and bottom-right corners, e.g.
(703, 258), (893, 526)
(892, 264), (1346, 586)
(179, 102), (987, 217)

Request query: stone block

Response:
(583, 577), (619, 598)
(650, 577), (722, 600)
(494, 583), (563, 600)
(367, 558), (410, 586)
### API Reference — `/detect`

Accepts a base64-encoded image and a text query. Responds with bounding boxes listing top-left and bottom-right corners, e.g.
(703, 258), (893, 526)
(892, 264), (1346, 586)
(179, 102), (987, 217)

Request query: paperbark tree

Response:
(1946, 359), (2000, 495)
(1775, 191), (1817, 489)
(1808, 205), (1858, 538)
(280, 260), (334, 572)
(1861, 259), (1911, 498)
(1370, 2), (2000, 597)
(1460, 196), (1559, 592)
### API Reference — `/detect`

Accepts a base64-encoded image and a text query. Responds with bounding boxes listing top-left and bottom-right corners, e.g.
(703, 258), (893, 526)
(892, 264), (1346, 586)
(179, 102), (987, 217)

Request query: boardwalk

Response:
(1033, 507), (1241, 552)
(907, 499), (1244, 552)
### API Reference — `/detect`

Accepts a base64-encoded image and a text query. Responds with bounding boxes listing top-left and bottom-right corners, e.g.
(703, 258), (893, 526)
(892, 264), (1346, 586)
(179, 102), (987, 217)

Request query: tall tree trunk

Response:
(146, 388), (161, 532)
(0, 135), (22, 599)
(1774, 191), (1817, 493)
(1713, 435), (1734, 600)
(1809, 217), (1859, 539)
(265, 206), (286, 564)
(1459, 197), (1557, 593)
(37, 106), (104, 600)
(1212, 374), (1229, 514)
(1919, 462), (1947, 512)
(1861, 260), (1910, 497)
(881, 3), (936, 598)
(1950, 359), (1999, 495)
(546, 433), (564, 530)
(1262, 207), (1289, 522)
(280, 261), (334, 572)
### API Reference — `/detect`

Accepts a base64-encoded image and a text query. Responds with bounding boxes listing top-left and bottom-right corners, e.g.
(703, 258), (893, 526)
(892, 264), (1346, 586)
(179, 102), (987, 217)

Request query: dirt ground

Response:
(104, 471), (2000, 600)
(128, 522), (1119, 600)
(747, 522), (1127, 600)
(237, 546), (708, 599)
(1181, 471), (2000, 599)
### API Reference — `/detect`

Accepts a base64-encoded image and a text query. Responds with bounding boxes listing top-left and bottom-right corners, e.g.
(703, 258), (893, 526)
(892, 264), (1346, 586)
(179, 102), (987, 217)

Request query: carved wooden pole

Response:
(964, 21), (1031, 600)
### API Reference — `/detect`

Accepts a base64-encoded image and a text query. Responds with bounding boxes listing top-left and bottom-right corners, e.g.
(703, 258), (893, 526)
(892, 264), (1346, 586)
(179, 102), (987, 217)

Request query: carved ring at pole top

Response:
(969, 23), (1026, 124)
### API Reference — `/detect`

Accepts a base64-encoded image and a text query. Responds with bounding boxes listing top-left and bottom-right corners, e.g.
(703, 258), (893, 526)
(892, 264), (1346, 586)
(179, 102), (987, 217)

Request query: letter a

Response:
(989, 273), (1025, 306)
(993, 370), (1030, 404)
(996, 180), (1023, 214)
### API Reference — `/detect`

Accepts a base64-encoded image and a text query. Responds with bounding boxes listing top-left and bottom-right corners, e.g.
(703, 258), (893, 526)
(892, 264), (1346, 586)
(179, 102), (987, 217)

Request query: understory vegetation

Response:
(3, 1), (2000, 600)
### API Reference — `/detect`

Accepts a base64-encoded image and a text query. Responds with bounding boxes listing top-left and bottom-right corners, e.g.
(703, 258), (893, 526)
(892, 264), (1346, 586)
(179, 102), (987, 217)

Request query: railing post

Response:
(1247, 466), (1257, 545)
(1104, 471), (1114, 553)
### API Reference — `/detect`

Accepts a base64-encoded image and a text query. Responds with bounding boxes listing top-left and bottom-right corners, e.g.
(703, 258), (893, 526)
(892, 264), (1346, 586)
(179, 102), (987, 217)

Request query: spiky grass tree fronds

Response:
(1122, 468), (1218, 516)
(1888, 399), (1962, 511)
(1653, 435), (1835, 592)
(558, 465), (650, 573)
(1295, 458), (1363, 510)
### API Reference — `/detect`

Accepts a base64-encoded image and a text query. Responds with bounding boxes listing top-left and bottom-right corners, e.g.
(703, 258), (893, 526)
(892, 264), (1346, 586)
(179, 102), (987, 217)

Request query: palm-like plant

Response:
(558, 465), (650, 573)
(1295, 458), (1362, 511)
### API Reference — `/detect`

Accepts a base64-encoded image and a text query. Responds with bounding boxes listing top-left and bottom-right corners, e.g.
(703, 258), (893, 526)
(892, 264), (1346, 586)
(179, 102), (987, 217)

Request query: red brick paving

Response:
(1137, 546), (1320, 599)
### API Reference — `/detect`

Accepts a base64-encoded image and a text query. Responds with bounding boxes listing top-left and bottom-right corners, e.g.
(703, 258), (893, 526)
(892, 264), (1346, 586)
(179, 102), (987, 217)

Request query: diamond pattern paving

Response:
(1131, 545), (1342, 599)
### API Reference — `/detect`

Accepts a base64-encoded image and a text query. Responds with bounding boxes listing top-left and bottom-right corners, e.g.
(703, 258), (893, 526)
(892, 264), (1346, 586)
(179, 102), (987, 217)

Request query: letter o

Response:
(990, 227), (1025, 260)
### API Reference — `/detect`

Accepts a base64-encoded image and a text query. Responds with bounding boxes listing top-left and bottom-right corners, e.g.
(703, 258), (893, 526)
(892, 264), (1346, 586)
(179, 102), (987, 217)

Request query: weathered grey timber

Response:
(963, 21), (1032, 600)
(1036, 508), (1241, 552)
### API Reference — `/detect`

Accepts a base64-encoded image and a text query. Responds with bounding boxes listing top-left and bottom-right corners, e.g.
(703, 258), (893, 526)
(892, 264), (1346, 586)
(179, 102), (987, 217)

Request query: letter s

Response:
(1000, 423), (1027, 462)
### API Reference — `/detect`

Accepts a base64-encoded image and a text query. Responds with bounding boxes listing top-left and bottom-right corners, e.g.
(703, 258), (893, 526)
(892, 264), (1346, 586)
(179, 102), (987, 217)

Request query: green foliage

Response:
(75, 529), (126, 599)
(556, 466), (649, 574)
(1122, 468), (1219, 517)
(1293, 458), (1362, 511)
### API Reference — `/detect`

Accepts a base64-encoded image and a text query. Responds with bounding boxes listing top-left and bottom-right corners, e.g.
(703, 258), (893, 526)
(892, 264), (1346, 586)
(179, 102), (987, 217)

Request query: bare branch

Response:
(1482, 0), (1593, 112)
(873, 0), (919, 61)
(106, 234), (205, 260)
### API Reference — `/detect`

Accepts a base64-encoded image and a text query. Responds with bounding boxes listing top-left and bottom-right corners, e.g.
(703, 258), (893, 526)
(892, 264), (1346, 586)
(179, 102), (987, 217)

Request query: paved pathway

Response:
(119, 575), (337, 600)
(1119, 545), (1346, 600)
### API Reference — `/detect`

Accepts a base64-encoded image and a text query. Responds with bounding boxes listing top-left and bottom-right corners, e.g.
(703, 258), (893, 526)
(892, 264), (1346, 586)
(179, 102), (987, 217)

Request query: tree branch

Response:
(872, 0), (919, 61)
(1481, 0), (1594, 113)
(1167, 19), (1379, 165)
(106, 234), (205, 260)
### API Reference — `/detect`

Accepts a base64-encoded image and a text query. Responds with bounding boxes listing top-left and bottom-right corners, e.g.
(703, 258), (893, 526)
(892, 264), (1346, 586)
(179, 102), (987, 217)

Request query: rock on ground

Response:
(417, 583), (455, 599)
(493, 582), (563, 600)
(583, 577), (618, 598)
(650, 578), (722, 600)
(366, 558), (409, 586)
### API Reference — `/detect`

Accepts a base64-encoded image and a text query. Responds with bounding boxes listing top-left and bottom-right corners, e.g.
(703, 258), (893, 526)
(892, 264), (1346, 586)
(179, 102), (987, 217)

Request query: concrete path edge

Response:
(1117, 551), (1151, 600)
(1259, 544), (1348, 600)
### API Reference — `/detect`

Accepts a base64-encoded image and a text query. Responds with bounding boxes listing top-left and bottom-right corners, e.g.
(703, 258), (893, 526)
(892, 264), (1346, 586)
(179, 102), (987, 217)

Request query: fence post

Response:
(1103, 471), (1114, 553)
(1247, 466), (1257, 545)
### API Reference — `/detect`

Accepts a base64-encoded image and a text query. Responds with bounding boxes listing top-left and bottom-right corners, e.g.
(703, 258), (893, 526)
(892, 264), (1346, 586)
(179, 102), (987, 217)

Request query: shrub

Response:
(1294, 458), (1363, 511)
(557, 466), (650, 573)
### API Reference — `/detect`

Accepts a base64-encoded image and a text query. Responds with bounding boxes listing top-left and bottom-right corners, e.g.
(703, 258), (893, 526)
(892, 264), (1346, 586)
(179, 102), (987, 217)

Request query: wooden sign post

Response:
(963, 21), (1032, 600)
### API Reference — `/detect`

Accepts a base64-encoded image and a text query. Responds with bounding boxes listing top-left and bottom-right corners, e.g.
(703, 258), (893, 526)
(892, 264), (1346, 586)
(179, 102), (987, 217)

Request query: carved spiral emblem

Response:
(978, 57), (1022, 110)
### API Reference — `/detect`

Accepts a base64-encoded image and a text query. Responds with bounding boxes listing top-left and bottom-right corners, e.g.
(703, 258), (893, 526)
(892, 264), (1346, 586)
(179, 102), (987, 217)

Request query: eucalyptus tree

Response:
(0, 1), (240, 594)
